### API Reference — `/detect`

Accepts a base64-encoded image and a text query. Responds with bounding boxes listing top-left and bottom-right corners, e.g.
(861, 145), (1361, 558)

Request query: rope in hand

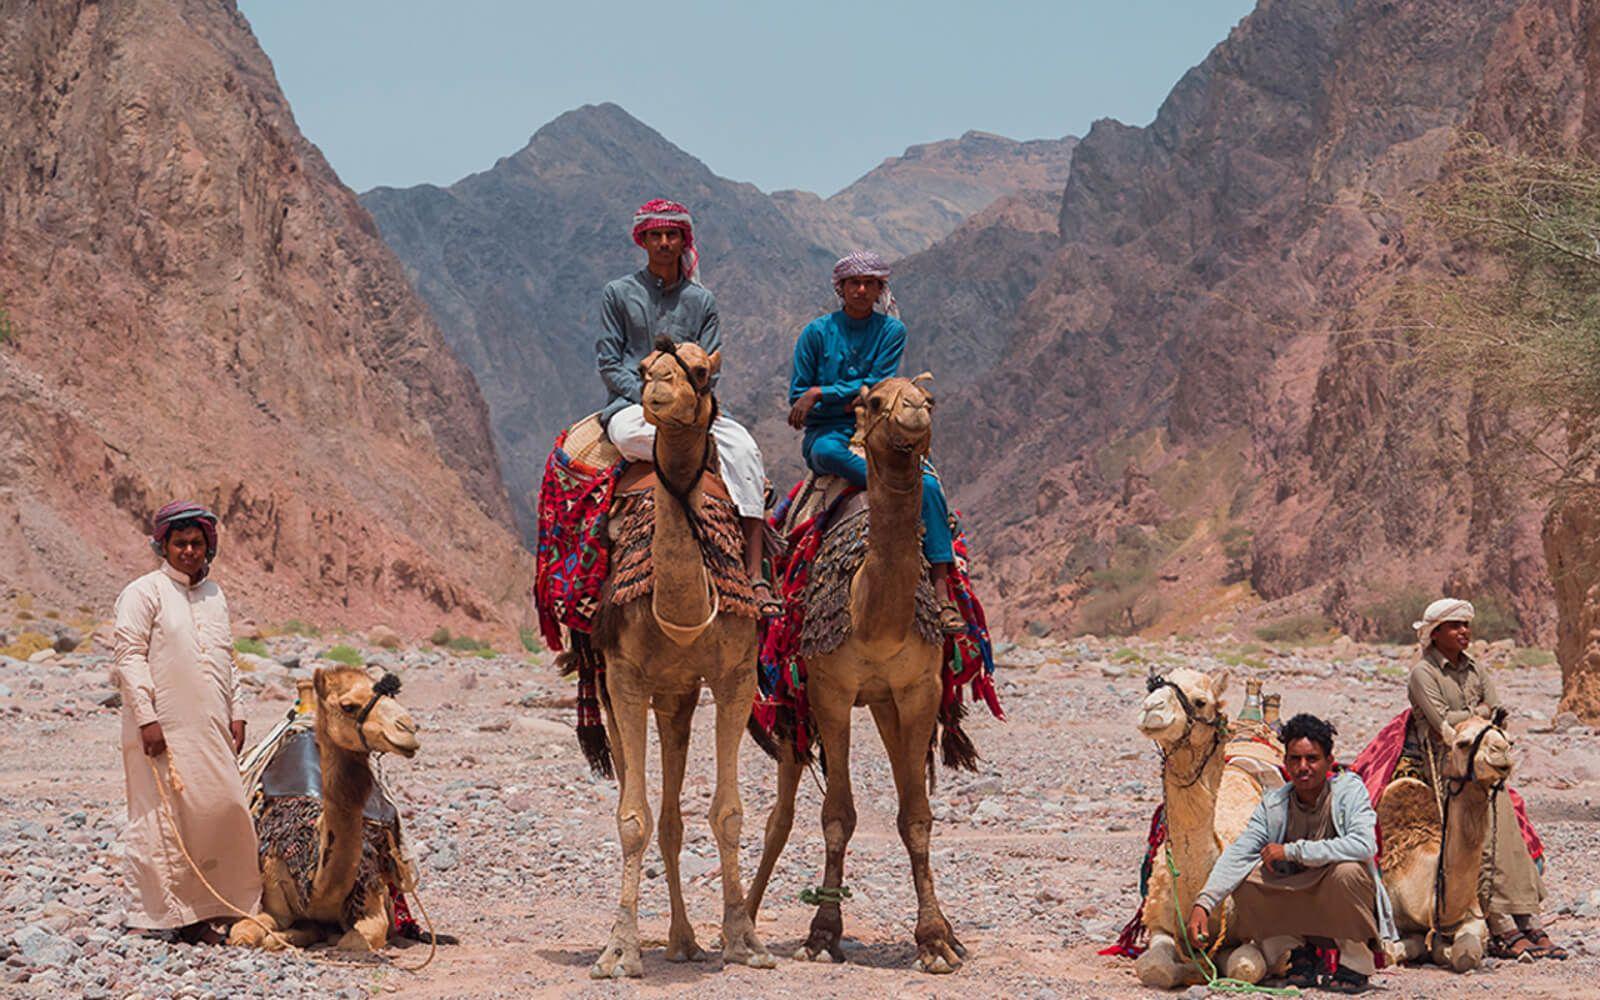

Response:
(1164, 844), (1301, 997)
(146, 749), (439, 971)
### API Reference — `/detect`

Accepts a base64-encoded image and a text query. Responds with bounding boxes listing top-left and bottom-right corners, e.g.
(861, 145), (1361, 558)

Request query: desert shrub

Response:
(322, 644), (364, 666)
(0, 631), (52, 660)
(1359, 585), (1437, 645)
(1512, 647), (1557, 668)
(429, 626), (452, 646)
(0, 299), (15, 346)
(278, 619), (321, 638)
(1158, 516), (1197, 546)
(519, 626), (538, 652)
(447, 635), (490, 653)
(1253, 614), (1333, 645)
(1470, 592), (1521, 642)
(1220, 525), (1253, 583)
(233, 637), (269, 657)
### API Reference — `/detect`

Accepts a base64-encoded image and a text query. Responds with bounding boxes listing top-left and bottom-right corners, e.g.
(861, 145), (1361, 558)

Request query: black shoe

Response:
(1321, 964), (1371, 994)
(1282, 944), (1319, 988)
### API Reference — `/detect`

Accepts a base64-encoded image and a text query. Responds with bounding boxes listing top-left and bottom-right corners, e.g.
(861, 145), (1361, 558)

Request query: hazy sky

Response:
(239, 0), (1256, 197)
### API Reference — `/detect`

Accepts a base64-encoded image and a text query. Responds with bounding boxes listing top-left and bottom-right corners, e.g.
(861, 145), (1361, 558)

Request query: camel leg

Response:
(590, 665), (653, 980)
(1222, 943), (1266, 984)
(1447, 920), (1486, 971)
(653, 688), (705, 963)
(708, 669), (774, 969)
(228, 860), (305, 950)
(870, 690), (963, 974)
(336, 882), (391, 952)
(747, 739), (803, 922)
(797, 688), (854, 964)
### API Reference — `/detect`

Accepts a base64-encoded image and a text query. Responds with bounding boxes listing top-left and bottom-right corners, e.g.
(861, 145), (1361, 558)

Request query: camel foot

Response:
(1224, 943), (1266, 984)
(720, 918), (774, 970)
(913, 920), (965, 974)
(798, 908), (845, 963)
(335, 929), (379, 952)
(665, 930), (705, 963)
(590, 926), (645, 979)
(1450, 924), (1485, 972)
(226, 918), (266, 949)
(1135, 936), (1189, 989)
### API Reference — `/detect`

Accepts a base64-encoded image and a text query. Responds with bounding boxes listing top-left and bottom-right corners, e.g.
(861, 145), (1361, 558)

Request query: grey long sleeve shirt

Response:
(597, 269), (721, 424)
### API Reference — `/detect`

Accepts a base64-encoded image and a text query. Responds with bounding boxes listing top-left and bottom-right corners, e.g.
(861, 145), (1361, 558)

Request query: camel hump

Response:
(1377, 777), (1440, 875)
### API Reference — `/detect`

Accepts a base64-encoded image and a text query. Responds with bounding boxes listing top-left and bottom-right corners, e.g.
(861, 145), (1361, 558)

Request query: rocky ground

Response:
(1, 615), (1597, 999)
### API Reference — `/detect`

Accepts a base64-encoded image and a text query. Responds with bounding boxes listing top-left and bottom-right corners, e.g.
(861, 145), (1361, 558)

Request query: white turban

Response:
(1411, 597), (1475, 654)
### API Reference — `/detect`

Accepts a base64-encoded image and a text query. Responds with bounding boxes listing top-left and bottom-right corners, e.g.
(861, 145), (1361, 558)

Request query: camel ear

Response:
(706, 350), (722, 377)
(911, 371), (934, 387)
(854, 386), (870, 412)
(1211, 670), (1231, 700)
(313, 667), (329, 700)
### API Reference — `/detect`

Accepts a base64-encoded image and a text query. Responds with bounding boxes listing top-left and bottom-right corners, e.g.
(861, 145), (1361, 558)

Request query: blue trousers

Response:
(804, 429), (955, 564)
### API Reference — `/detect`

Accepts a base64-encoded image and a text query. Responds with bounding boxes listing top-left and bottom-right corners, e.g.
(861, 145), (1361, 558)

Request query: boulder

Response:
(367, 625), (402, 650)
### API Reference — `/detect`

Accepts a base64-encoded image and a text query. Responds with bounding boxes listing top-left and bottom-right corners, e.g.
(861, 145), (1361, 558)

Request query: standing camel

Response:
(587, 338), (773, 979)
(1133, 668), (1276, 987)
(748, 375), (965, 974)
(1377, 714), (1512, 970)
(228, 667), (419, 951)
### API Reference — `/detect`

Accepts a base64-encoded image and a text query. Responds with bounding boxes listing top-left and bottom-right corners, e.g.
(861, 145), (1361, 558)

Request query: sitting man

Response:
(597, 198), (776, 614)
(1187, 714), (1395, 993)
(786, 250), (962, 633)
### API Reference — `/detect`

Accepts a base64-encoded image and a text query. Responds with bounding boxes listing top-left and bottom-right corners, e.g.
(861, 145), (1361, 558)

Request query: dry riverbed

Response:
(1, 622), (1597, 998)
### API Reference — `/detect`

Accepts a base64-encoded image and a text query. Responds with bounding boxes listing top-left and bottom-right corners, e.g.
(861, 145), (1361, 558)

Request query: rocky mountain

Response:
(0, 0), (529, 635)
(913, 0), (1556, 639)
(362, 104), (1074, 535)
(772, 131), (1076, 259)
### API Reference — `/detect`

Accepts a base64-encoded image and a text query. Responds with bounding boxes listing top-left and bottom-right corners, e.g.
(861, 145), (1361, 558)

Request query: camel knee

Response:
(1225, 943), (1266, 984)
(618, 809), (652, 856)
(1450, 927), (1484, 971)
(1134, 936), (1187, 989)
(710, 798), (743, 846)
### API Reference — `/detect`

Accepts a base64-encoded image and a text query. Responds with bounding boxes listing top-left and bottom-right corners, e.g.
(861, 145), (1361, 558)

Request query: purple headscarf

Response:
(831, 251), (899, 317)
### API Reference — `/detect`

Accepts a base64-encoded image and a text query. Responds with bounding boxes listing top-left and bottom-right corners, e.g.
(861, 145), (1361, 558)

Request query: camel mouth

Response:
(389, 743), (419, 759)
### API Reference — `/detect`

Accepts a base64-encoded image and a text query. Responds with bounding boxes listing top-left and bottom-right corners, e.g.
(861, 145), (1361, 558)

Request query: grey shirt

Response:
(1408, 646), (1498, 748)
(596, 269), (721, 424)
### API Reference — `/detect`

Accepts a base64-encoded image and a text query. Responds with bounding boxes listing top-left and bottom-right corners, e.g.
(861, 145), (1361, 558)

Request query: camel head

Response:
(854, 374), (935, 468)
(313, 666), (420, 758)
(640, 337), (719, 431)
(1137, 667), (1230, 752)
(1441, 714), (1513, 787)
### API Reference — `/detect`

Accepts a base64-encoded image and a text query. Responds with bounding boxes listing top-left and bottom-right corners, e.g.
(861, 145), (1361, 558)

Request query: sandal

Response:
(1488, 930), (1538, 960)
(938, 600), (966, 637)
(752, 579), (783, 619)
(1281, 945), (1319, 989)
(1322, 965), (1371, 994)
(1524, 929), (1569, 961)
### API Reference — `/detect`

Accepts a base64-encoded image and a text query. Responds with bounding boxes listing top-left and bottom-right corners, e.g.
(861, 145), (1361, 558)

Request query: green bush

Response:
(429, 626), (451, 646)
(1253, 614), (1333, 645)
(0, 299), (15, 346)
(1471, 592), (1521, 642)
(1358, 585), (1438, 645)
(234, 637), (269, 657)
(279, 619), (321, 638)
(322, 644), (364, 666)
(447, 635), (489, 652)
(519, 626), (539, 653)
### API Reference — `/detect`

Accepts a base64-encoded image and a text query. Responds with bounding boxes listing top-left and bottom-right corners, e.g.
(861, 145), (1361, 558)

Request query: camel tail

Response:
(579, 724), (614, 779)
(747, 712), (782, 760)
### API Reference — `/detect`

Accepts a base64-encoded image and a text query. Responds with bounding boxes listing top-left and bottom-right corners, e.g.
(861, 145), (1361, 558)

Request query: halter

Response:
(355, 672), (402, 752)
(857, 377), (933, 495)
(1146, 672), (1227, 789)
(642, 338), (718, 544)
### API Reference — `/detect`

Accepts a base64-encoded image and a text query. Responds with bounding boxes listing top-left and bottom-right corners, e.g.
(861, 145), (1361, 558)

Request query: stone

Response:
(92, 690), (121, 709)
(12, 924), (79, 967)
(1552, 711), (1583, 733)
(27, 648), (55, 664)
(367, 625), (402, 650)
(51, 630), (82, 654)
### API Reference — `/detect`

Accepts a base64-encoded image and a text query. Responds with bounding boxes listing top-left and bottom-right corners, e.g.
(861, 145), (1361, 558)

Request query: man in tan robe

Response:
(1403, 597), (1561, 960)
(112, 501), (260, 942)
(1189, 714), (1395, 993)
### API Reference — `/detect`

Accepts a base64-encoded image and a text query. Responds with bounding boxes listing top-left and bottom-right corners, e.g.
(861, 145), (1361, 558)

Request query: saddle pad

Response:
(779, 471), (861, 538)
(563, 412), (622, 470)
(257, 728), (401, 825)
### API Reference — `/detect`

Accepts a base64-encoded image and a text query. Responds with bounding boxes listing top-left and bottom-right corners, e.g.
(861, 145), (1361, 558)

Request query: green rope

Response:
(1164, 845), (1301, 997)
(800, 884), (853, 906)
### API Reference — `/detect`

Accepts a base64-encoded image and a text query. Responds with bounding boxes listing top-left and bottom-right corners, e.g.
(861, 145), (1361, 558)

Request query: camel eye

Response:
(870, 396), (884, 412)
(1194, 699), (1207, 709)
(341, 702), (359, 716)
(692, 365), (708, 384)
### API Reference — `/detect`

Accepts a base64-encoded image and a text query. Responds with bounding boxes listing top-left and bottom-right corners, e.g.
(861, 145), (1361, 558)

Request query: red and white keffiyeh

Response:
(632, 198), (700, 284)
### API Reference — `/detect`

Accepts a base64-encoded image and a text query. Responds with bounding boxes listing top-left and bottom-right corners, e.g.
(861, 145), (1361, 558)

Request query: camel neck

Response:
(1162, 738), (1225, 910)
(652, 424), (714, 628)
(312, 719), (373, 904)
(1440, 781), (1492, 927)
(854, 448), (925, 643)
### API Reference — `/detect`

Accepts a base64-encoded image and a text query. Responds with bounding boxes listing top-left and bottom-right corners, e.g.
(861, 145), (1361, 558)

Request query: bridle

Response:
(642, 339), (717, 545)
(1146, 672), (1228, 789)
(355, 672), (402, 752)
(857, 377), (933, 496)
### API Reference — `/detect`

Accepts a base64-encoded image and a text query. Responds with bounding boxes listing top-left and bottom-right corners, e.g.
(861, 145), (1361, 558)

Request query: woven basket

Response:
(563, 413), (622, 470)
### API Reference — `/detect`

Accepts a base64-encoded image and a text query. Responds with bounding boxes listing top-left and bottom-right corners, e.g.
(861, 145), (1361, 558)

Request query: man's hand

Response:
(1186, 904), (1210, 947)
(139, 722), (167, 757)
(788, 386), (823, 429)
(231, 720), (247, 755)
(1260, 842), (1288, 865)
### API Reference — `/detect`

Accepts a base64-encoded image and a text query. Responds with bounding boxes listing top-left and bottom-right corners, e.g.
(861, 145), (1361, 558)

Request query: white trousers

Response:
(1261, 935), (1375, 977)
(607, 404), (767, 519)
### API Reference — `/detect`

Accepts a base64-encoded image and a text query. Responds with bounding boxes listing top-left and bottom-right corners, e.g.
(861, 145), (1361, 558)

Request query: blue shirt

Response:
(789, 311), (906, 436)
(596, 269), (720, 424)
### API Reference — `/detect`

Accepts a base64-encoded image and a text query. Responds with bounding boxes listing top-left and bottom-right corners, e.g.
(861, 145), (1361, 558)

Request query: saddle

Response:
(257, 728), (400, 825)
(777, 467), (867, 541)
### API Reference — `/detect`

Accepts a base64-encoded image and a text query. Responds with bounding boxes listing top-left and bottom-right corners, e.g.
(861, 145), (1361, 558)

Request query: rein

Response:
(1430, 709), (1508, 944)
(1147, 673), (1227, 789)
(643, 339), (717, 547)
